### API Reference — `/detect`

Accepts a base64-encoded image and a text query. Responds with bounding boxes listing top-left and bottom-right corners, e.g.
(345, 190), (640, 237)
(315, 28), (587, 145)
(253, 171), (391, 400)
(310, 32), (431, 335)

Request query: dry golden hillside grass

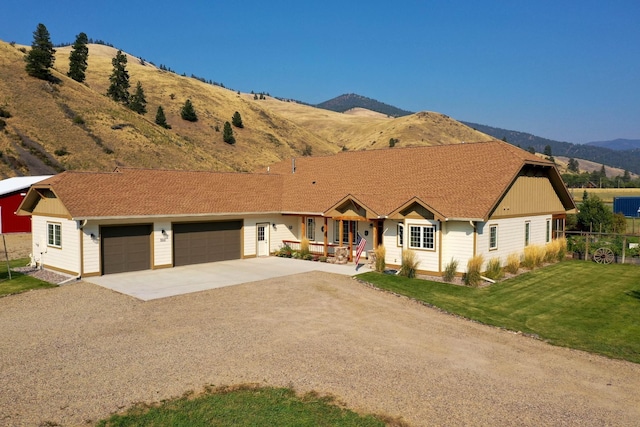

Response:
(0, 40), (493, 176)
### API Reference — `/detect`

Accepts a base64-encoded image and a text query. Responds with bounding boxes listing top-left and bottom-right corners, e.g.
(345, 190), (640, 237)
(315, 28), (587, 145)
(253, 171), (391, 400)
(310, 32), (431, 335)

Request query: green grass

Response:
(0, 257), (56, 297)
(96, 386), (389, 427)
(358, 261), (640, 363)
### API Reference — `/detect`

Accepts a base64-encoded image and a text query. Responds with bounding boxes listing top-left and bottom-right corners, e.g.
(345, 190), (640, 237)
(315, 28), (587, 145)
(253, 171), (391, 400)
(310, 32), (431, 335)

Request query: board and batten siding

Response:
(476, 215), (551, 265)
(441, 221), (475, 273)
(31, 215), (80, 275)
(492, 175), (565, 218)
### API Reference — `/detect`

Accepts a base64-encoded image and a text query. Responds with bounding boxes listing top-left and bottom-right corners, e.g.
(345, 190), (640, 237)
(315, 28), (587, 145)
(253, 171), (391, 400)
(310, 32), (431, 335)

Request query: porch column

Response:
(323, 217), (328, 257)
(348, 223), (353, 262)
(339, 220), (344, 246)
(372, 220), (379, 248)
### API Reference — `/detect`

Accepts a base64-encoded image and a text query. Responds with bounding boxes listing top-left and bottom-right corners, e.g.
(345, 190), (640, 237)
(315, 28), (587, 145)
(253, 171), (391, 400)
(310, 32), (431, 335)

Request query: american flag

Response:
(355, 233), (366, 265)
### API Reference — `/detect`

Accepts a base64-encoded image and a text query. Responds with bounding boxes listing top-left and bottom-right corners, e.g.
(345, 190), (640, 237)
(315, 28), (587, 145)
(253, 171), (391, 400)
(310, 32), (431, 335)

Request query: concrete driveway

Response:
(84, 257), (366, 300)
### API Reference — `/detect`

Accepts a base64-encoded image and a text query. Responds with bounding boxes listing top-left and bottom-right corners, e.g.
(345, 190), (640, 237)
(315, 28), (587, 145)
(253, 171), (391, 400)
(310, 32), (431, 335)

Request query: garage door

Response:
(101, 225), (152, 274)
(173, 221), (242, 266)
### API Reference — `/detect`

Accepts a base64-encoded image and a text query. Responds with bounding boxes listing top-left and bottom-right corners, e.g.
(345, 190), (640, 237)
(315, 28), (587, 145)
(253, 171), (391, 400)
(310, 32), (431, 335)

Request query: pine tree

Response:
(223, 121), (235, 144)
(567, 158), (580, 173)
(181, 99), (198, 121)
(25, 23), (56, 80)
(128, 81), (147, 114)
(231, 111), (243, 128)
(155, 106), (170, 128)
(107, 50), (130, 104)
(67, 32), (89, 82)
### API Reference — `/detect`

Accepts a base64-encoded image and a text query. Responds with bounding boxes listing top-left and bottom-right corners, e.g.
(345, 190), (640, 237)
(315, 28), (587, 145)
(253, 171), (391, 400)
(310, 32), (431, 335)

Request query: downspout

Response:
(470, 221), (477, 257)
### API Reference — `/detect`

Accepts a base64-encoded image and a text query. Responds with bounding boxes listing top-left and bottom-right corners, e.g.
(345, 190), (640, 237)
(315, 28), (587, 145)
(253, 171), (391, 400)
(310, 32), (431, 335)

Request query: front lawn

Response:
(358, 261), (640, 363)
(0, 257), (56, 297)
(96, 386), (389, 427)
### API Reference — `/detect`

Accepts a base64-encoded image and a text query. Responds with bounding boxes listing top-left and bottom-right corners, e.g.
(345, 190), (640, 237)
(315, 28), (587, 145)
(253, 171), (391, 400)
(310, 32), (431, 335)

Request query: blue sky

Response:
(1, 1), (639, 144)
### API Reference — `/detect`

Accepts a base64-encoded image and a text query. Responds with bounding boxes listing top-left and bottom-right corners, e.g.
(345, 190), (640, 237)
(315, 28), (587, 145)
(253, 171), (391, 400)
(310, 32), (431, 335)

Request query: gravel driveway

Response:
(1, 272), (639, 426)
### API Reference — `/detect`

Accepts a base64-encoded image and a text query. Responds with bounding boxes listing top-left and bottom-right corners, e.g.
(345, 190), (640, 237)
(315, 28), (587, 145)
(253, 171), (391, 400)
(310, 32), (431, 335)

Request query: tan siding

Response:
(401, 204), (435, 220)
(32, 196), (71, 217)
(492, 176), (564, 218)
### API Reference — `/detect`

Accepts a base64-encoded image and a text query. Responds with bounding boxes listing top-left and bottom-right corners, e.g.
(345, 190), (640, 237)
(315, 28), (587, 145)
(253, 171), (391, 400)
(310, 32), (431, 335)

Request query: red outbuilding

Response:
(0, 176), (52, 233)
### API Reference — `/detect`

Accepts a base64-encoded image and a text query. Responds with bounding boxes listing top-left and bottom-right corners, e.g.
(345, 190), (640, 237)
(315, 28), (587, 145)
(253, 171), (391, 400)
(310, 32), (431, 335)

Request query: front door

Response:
(257, 223), (270, 257)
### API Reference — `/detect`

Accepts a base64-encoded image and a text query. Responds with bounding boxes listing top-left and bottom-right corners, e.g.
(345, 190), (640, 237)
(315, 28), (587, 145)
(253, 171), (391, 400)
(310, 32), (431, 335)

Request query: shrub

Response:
(73, 115), (85, 125)
(399, 249), (419, 278)
(300, 237), (310, 256)
(556, 237), (567, 261)
(443, 258), (458, 282)
(373, 245), (386, 272)
(0, 118), (5, 131)
(504, 252), (521, 274)
(318, 256), (327, 262)
(484, 257), (504, 281)
(54, 147), (68, 156)
(464, 254), (484, 287)
(0, 107), (11, 118)
(522, 245), (545, 269)
(275, 244), (293, 258)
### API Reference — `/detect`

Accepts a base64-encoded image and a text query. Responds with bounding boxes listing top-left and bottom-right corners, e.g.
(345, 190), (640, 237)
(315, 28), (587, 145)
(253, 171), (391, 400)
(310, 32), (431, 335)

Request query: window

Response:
(47, 222), (61, 248)
(334, 220), (356, 244)
(306, 218), (315, 241)
(489, 225), (498, 250)
(546, 219), (551, 243)
(397, 223), (404, 247)
(524, 222), (530, 246)
(409, 225), (435, 250)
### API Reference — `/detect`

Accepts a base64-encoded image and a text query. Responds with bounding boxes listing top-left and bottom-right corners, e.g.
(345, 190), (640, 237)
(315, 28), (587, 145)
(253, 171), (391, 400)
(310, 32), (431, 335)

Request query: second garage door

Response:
(173, 221), (242, 266)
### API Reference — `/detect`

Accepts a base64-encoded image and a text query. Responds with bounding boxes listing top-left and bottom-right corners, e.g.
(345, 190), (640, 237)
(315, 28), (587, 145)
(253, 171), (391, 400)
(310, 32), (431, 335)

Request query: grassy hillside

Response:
(0, 40), (492, 176)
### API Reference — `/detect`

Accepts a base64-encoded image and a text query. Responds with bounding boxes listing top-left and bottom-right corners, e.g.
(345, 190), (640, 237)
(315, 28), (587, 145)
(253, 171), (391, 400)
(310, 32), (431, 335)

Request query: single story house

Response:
(0, 175), (52, 233)
(17, 141), (576, 277)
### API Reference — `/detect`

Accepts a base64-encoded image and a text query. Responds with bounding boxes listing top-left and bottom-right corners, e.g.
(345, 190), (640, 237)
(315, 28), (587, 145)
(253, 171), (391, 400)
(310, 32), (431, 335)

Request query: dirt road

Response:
(1, 272), (639, 426)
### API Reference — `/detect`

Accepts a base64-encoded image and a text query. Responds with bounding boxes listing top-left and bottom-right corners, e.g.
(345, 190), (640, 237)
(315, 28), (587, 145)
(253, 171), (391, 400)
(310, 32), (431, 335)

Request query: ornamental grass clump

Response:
(443, 258), (458, 282)
(464, 254), (484, 287)
(556, 237), (567, 261)
(374, 244), (386, 272)
(399, 249), (419, 278)
(484, 257), (504, 281)
(522, 245), (545, 269)
(544, 239), (561, 263)
(300, 237), (310, 257)
(504, 252), (521, 274)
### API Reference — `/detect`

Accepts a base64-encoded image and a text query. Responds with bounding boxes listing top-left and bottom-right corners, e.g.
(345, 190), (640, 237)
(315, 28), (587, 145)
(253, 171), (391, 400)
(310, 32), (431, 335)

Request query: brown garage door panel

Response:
(102, 225), (152, 274)
(173, 221), (241, 266)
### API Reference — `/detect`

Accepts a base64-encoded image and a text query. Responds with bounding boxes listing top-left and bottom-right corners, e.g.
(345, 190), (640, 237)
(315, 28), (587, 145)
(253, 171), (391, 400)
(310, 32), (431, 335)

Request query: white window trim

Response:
(333, 220), (357, 244)
(306, 217), (315, 241)
(397, 223), (404, 247)
(489, 224), (498, 250)
(408, 224), (436, 251)
(546, 219), (551, 243)
(525, 221), (531, 246)
(47, 222), (61, 248)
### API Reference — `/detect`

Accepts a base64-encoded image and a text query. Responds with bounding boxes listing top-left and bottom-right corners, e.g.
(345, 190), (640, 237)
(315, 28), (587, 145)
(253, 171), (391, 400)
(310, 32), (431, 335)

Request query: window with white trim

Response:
(397, 223), (404, 247)
(489, 225), (498, 250)
(546, 219), (551, 243)
(525, 221), (530, 246)
(334, 220), (356, 244)
(409, 225), (435, 250)
(47, 222), (61, 248)
(306, 217), (315, 241)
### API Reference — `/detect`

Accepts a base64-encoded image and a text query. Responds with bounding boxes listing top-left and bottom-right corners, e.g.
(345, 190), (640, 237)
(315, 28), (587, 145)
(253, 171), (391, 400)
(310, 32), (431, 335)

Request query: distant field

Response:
(569, 188), (640, 203)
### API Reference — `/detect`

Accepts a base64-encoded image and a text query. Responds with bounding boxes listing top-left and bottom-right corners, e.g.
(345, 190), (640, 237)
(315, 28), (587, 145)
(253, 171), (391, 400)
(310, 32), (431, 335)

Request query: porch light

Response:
(161, 229), (168, 237)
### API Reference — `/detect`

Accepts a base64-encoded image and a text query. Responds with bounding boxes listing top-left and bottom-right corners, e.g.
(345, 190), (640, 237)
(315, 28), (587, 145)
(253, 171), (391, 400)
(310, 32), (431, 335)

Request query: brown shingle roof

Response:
(36, 168), (284, 218)
(272, 141), (556, 220)
(27, 141), (570, 220)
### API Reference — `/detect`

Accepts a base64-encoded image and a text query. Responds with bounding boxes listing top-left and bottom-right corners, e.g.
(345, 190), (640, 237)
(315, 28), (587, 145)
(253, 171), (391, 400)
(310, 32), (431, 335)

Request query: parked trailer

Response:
(613, 197), (640, 217)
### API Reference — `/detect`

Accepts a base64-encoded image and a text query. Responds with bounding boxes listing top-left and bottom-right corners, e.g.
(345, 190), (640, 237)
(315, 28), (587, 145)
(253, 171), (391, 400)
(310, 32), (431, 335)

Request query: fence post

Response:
(585, 233), (589, 261)
(622, 237), (626, 264)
